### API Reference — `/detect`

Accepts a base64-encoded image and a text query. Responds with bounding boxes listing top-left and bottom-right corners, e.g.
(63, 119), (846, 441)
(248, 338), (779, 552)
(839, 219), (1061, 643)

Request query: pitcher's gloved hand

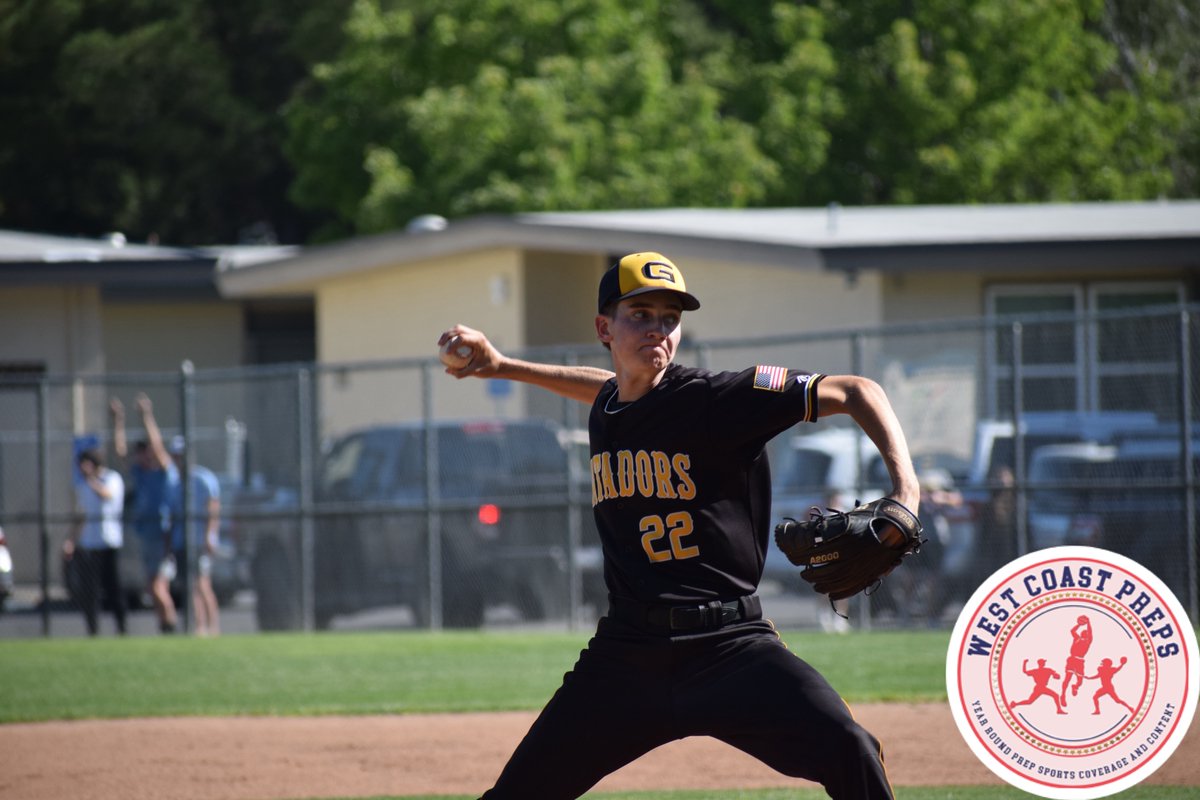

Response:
(774, 498), (924, 601)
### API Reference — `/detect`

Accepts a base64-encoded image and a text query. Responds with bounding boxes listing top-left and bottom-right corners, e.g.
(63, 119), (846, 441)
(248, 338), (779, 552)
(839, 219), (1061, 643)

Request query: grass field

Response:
(0, 629), (952, 722)
(2, 629), (1193, 799)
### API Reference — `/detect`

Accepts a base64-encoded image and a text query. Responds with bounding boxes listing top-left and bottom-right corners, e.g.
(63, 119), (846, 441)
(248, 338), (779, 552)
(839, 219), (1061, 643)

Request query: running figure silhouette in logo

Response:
(1060, 615), (1093, 706)
(1010, 658), (1068, 715)
(1084, 656), (1136, 716)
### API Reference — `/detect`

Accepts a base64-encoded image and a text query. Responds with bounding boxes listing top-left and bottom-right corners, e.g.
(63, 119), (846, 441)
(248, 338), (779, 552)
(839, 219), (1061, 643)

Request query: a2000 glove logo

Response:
(947, 547), (1198, 799)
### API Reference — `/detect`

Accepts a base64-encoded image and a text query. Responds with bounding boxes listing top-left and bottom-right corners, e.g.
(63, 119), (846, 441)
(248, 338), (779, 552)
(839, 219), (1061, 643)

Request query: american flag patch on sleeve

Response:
(752, 365), (788, 392)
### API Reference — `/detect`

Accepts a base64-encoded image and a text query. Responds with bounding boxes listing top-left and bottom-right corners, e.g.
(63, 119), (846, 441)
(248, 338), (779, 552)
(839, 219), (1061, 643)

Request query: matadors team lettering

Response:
(590, 449), (696, 505)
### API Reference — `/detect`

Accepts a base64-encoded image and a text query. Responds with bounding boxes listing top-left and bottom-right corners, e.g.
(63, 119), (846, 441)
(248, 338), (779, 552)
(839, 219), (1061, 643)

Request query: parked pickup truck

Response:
(249, 418), (603, 630)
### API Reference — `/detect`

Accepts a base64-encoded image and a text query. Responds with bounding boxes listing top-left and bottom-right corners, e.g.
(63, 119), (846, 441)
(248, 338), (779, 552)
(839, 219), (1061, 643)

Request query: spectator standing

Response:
(982, 464), (1018, 573)
(167, 435), (223, 636)
(112, 395), (180, 633)
(63, 449), (126, 635)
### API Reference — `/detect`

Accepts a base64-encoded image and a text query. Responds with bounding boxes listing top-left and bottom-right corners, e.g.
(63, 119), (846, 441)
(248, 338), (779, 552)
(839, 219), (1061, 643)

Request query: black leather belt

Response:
(610, 594), (762, 633)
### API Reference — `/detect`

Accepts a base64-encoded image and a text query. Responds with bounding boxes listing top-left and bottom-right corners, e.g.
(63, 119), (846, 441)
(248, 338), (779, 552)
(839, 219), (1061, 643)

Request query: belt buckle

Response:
(663, 600), (738, 631)
(667, 605), (699, 630)
(694, 601), (727, 629)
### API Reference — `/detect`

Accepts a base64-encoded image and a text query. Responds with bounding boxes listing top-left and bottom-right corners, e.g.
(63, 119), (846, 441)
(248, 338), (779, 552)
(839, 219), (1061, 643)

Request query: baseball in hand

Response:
(439, 336), (474, 369)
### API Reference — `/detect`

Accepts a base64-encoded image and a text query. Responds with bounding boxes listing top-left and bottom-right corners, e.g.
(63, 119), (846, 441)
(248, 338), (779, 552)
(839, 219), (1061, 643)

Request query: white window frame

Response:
(1087, 281), (1185, 412)
(984, 284), (1086, 417)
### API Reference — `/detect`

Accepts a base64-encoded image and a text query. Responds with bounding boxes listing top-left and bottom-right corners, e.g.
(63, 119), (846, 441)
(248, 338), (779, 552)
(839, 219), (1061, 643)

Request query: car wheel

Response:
(514, 581), (549, 621)
(252, 540), (301, 631)
(410, 590), (432, 629)
(443, 585), (485, 628)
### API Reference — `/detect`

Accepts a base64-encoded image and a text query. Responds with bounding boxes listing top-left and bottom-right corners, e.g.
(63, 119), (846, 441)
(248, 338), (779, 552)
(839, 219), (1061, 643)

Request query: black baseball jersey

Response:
(588, 362), (824, 605)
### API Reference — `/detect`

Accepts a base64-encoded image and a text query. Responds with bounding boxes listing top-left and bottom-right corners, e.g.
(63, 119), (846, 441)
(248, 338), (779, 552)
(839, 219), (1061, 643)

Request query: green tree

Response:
(285, 0), (785, 238)
(807, 0), (1183, 204)
(1098, 0), (1200, 196)
(1, 0), (1193, 244)
(0, 0), (350, 243)
(289, 0), (1190, 235)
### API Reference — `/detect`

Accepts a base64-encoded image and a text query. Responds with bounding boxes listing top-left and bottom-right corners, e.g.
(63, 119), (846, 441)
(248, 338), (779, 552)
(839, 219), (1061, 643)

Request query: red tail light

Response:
(478, 504), (501, 525)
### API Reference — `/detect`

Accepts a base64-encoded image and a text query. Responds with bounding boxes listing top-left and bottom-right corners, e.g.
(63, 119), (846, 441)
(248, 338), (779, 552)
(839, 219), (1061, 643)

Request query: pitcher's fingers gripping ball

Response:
(438, 335), (474, 369)
(774, 497), (924, 601)
(437, 324), (509, 379)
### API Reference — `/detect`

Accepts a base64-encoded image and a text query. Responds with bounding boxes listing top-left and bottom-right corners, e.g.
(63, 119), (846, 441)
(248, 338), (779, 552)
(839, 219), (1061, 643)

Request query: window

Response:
(985, 285), (1084, 416)
(1089, 283), (1184, 417)
(985, 282), (1183, 418)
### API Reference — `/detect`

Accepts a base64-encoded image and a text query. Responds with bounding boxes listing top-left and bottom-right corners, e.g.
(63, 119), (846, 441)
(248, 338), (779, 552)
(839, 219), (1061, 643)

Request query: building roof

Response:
(0, 229), (197, 263)
(215, 201), (1200, 297)
(525, 201), (1200, 246)
(0, 229), (297, 296)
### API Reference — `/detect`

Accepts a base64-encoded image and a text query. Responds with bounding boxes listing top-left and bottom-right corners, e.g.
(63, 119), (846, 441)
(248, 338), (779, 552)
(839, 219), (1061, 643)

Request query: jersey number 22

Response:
(640, 512), (699, 562)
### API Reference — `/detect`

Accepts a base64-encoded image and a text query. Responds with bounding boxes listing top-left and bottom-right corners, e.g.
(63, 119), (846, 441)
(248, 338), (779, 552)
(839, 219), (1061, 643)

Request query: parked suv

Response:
(959, 410), (1170, 573)
(1027, 438), (1195, 596)
(966, 411), (1165, 489)
(250, 418), (602, 630)
(0, 524), (12, 612)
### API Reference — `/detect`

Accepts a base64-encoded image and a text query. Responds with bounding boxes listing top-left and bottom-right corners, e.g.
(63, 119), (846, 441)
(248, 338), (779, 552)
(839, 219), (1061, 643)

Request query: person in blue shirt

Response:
(166, 435), (223, 637)
(112, 394), (180, 633)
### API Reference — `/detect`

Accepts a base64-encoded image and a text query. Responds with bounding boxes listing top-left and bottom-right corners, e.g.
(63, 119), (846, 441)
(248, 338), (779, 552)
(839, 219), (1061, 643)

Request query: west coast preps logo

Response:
(947, 547), (1198, 799)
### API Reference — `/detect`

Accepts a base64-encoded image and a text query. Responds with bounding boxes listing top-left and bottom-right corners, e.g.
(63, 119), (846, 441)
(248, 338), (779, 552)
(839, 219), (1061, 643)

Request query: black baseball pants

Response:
(479, 615), (893, 799)
(76, 546), (127, 636)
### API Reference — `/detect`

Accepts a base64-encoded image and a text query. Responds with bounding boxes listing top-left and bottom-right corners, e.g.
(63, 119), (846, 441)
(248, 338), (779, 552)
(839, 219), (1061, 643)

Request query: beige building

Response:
(215, 202), (1200, 430)
(4, 201), (1199, 436)
(0, 232), (305, 377)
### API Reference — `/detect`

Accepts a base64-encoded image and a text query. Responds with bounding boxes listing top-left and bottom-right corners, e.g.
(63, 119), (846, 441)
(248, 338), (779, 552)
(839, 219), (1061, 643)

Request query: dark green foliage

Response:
(0, 0), (1194, 245)
(0, 0), (351, 243)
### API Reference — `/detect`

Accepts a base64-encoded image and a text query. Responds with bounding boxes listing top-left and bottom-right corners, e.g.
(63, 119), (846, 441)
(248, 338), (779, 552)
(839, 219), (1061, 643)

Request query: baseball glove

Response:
(774, 498), (924, 601)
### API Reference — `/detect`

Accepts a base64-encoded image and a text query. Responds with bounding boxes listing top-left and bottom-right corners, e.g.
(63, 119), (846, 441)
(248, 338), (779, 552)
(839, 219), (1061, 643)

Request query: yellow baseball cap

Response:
(597, 252), (701, 313)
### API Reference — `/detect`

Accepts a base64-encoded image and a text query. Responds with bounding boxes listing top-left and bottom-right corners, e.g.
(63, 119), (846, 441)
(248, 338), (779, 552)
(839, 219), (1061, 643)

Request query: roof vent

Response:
(406, 214), (448, 234)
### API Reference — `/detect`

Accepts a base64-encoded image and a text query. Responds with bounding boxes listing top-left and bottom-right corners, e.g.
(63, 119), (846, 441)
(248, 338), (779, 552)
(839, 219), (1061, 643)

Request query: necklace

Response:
(603, 391), (632, 415)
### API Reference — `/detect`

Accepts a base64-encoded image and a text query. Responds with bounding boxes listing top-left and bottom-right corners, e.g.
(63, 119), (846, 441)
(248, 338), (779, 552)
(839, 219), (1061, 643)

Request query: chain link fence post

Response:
(1011, 322), (1029, 558)
(421, 361), (443, 631)
(562, 350), (584, 630)
(179, 360), (196, 635)
(1180, 311), (1197, 620)
(297, 366), (316, 632)
(37, 376), (50, 637)
(850, 331), (872, 629)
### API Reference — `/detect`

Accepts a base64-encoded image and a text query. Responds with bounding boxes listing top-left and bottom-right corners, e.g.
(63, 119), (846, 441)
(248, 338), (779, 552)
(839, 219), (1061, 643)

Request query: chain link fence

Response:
(1, 305), (1197, 636)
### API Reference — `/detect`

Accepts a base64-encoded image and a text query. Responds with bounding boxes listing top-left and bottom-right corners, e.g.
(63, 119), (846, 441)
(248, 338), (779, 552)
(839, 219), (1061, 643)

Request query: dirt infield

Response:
(2, 704), (1198, 800)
